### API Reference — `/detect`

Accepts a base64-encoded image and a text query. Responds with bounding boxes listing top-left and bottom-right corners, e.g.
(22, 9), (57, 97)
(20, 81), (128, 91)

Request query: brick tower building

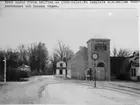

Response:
(87, 38), (110, 80)
(67, 38), (110, 80)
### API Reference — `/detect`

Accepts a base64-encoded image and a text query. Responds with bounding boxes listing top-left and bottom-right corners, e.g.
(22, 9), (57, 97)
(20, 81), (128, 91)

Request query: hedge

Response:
(6, 68), (31, 81)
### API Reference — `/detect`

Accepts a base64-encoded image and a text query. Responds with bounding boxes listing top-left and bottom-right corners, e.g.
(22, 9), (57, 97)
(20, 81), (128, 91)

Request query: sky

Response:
(0, 8), (139, 55)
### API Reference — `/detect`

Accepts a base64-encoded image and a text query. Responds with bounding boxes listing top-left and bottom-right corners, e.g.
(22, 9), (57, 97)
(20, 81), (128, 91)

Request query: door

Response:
(97, 62), (105, 80)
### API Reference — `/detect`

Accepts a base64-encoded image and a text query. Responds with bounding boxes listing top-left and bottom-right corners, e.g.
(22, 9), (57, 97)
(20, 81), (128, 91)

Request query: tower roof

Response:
(87, 36), (110, 44)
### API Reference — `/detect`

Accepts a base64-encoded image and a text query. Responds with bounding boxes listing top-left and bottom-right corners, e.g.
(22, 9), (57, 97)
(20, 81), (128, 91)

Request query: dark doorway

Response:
(97, 62), (105, 67)
(60, 69), (63, 75)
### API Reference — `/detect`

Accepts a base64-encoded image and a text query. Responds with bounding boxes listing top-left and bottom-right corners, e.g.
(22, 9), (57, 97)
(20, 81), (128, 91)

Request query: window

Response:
(134, 69), (136, 76)
(131, 68), (136, 77)
(131, 69), (133, 76)
(95, 42), (107, 51)
(60, 63), (63, 67)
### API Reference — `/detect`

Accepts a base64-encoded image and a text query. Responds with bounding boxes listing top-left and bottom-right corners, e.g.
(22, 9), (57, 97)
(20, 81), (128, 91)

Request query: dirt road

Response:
(0, 76), (140, 105)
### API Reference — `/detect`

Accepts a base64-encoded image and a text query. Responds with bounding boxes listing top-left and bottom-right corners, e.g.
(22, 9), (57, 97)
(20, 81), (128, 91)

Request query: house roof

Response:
(129, 56), (139, 65)
(57, 60), (66, 65)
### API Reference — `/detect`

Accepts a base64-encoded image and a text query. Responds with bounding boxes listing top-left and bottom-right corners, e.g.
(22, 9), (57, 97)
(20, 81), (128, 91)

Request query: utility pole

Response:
(92, 53), (98, 88)
(94, 62), (96, 88)
(3, 56), (6, 83)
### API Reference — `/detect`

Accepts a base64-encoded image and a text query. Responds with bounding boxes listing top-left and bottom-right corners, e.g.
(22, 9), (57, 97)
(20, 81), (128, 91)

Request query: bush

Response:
(117, 74), (131, 81)
(111, 76), (117, 81)
(20, 70), (30, 78)
(6, 68), (21, 81)
(31, 71), (47, 76)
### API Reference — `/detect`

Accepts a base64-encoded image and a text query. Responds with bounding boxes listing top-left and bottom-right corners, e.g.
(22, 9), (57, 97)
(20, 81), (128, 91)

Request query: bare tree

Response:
(27, 42), (49, 73)
(49, 53), (59, 74)
(133, 50), (139, 57)
(112, 48), (132, 57)
(50, 41), (74, 74)
(37, 42), (49, 72)
(117, 49), (131, 57)
(112, 48), (117, 57)
(53, 41), (74, 61)
(17, 44), (29, 65)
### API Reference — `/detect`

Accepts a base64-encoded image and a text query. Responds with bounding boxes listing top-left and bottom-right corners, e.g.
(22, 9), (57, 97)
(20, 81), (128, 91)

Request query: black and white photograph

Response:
(0, 1), (140, 104)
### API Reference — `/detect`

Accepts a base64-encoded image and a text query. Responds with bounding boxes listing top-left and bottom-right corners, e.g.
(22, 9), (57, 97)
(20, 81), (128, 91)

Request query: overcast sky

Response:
(0, 8), (139, 54)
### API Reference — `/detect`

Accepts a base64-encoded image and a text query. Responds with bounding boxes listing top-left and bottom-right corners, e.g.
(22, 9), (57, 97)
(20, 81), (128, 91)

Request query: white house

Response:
(56, 61), (67, 78)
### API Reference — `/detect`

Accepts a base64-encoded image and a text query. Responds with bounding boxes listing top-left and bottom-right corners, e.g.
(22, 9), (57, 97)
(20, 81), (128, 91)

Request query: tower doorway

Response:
(96, 62), (105, 80)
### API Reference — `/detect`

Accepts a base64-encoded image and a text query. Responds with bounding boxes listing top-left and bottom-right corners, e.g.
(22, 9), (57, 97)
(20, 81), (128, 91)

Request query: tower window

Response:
(95, 42), (107, 51)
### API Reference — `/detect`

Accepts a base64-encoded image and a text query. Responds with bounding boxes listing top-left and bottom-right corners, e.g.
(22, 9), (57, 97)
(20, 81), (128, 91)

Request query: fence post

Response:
(3, 56), (6, 83)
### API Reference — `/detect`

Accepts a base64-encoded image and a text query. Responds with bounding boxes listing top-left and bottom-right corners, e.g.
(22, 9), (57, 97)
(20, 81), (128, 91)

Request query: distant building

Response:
(67, 38), (110, 80)
(56, 61), (67, 78)
(110, 51), (140, 81)
(129, 51), (139, 81)
(67, 46), (88, 79)
(18, 64), (30, 72)
(110, 57), (125, 80)
(18, 64), (31, 78)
